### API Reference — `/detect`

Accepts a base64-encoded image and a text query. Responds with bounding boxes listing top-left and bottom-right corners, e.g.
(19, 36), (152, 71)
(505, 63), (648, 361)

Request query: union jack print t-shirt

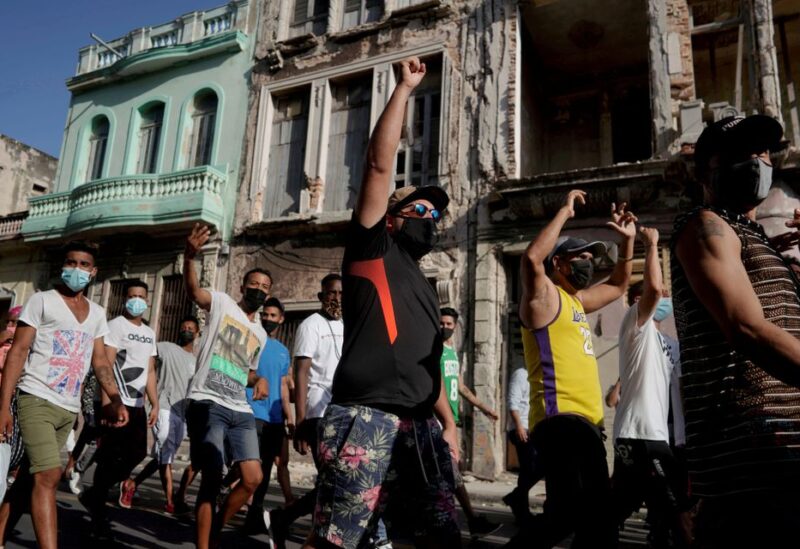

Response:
(17, 290), (109, 413)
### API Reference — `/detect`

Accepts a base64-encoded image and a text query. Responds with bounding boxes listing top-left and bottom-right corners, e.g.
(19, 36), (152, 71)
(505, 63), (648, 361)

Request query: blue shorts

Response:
(313, 404), (459, 548)
(186, 399), (259, 471)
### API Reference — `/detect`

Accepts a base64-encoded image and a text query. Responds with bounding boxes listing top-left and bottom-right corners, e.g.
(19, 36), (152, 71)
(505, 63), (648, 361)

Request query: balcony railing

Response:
(75, 0), (248, 76)
(22, 166), (227, 241)
(0, 212), (27, 240)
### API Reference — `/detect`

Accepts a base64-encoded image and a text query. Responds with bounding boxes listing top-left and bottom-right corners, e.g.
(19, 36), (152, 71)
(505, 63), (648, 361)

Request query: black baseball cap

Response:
(545, 236), (607, 272)
(387, 185), (449, 214)
(694, 115), (785, 175)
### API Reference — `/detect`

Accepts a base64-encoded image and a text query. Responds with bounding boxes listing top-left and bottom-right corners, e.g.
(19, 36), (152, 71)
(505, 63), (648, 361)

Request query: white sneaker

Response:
(68, 471), (82, 495)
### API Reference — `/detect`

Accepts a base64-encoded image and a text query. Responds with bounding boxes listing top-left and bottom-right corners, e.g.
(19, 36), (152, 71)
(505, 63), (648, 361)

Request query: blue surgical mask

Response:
(61, 267), (92, 292)
(125, 297), (148, 317)
(654, 297), (673, 322)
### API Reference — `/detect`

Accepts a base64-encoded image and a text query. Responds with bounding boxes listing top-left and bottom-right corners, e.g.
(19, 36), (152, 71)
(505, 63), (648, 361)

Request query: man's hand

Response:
(293, 420), (310, 455)
(148, 405), (159, 428)
(0, 410), (13, 444)
(398, 57), (426, 91)
(285, 421), (295, 439)
(562, 189), (587, 219)
(252, 377), (269, 400)
(186, 223), (210, 260)
(482, 407), (500, 421)
(607, 202), (638, 238)
(638, 226), (659, 247)
(515, 426), (529, 444)
(442, 422), (460, 463)
(769, 209), (800, 252)
(104, 399), (129, 428)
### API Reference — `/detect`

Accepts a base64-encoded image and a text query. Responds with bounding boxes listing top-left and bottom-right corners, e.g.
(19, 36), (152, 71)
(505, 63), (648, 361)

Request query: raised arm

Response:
(676, 210), (800, 386)
(355, 57), (427, 228)
(519, 190), (585, 330)
(579, 203), (637, 313)
(636, 227), (663, 327)
(0, 324), (35, 438)
(183, 224), (212, 311)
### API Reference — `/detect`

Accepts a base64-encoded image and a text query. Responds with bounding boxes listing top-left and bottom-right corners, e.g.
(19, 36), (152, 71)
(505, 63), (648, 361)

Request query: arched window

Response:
(136, 102), (165, 174)
(87, 116), (110, 181)
(190, 91), (218, 167)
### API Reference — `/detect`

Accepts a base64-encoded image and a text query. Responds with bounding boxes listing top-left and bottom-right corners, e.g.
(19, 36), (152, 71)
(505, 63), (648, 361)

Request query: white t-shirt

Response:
(105, 316), (157, 408)
(613, 305), (678, 442)
(293, 312), (343, 419)
(17, 290), (109, 413)
(188, 292), (267, 414)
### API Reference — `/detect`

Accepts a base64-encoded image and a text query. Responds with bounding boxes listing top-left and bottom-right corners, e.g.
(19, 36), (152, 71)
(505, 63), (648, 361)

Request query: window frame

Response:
(136, 103), (165, 174)
(190, 92), (219, 168)
(87, 116), (110, 182)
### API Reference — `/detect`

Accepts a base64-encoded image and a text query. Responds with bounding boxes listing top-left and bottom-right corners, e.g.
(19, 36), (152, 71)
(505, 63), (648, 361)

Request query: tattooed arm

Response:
(92, 337), (129, 427)
(676, 210), (800, 386)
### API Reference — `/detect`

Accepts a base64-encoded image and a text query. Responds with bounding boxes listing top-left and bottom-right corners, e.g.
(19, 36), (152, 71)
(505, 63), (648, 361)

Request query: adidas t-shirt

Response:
(105, 316), (157, 408)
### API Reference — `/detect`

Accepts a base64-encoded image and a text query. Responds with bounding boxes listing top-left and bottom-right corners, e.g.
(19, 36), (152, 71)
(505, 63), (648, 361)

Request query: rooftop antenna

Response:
(90, 33), (125, 58)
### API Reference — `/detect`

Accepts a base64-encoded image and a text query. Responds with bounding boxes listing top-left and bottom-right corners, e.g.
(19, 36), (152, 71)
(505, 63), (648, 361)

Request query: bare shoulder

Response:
(676, 210), (738, 259)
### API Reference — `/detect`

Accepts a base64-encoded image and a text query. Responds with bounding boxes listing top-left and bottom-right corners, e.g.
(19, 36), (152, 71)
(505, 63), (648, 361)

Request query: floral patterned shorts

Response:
(313, 404), (459, 548)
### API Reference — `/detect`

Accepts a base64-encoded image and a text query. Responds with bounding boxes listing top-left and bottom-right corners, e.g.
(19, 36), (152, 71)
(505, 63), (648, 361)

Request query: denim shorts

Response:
(313, 404), (459, 548)
(186, 399), (259, 471)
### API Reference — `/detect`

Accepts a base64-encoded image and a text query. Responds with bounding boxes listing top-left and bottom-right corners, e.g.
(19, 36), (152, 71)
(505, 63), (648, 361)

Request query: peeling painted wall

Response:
(0, 135), (56, 216)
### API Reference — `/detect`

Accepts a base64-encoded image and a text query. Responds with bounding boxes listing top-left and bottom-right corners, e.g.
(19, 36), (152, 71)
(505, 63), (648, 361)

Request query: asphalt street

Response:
(2, 469), (650, 548)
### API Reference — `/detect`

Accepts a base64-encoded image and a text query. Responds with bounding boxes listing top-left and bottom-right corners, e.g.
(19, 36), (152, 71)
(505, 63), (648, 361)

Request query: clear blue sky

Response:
(0, 1), (222, 157)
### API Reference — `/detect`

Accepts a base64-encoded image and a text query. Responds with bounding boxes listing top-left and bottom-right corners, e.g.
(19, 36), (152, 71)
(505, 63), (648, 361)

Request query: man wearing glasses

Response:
(303, 57), (461, 549)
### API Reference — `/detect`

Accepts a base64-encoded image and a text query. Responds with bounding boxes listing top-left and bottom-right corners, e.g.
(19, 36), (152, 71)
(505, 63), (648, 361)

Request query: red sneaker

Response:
(118, 480), (135, 509)
(164, 502), (175, 514)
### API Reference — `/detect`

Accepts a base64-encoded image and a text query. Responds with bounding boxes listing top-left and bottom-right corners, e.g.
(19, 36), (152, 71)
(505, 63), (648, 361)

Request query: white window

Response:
(325, 75), (372, 211)
(190, 91), (218, 167)
(87, 116), (110, 181)
(396, 58), (441, 188)
(265, 92), (310, 218)
(341, 0), (381, 30)
(291, 0), (329, 37)
(136, 103), (164, 174)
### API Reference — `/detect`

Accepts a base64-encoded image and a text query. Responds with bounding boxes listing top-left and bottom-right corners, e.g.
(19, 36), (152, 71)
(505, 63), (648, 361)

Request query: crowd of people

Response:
(0, 56), (797, 549)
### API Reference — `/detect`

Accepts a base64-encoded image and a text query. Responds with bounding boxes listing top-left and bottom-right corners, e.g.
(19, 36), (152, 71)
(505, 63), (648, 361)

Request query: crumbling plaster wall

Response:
(0, 135), (56, 217)
(232, 0), (520, 478)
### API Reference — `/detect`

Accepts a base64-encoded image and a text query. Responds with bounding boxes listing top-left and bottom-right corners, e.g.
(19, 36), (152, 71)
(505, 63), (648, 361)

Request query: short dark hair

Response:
(321, 273), (342, 289)
(63, 240), (99, 262)
(263, 297), (285, 314)
(180, 315), (200, 330)
(440, 307), (459, 321)
(124, 278), (149, 294)
(243, 268), (272, 287)
(627, 280), (644, 304)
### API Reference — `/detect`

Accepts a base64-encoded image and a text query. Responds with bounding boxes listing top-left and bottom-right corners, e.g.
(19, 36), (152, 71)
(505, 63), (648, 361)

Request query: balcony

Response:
(0, 212), (27, 241)
(21, 166), (227, 242)
(68, 0), (249, 91)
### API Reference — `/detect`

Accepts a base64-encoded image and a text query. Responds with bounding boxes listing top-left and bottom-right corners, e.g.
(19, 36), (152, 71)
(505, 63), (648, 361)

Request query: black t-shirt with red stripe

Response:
(331, 218), (443, 416)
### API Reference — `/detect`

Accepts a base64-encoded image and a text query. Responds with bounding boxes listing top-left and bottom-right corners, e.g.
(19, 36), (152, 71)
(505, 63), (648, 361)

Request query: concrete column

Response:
(129, 28), (149, 54)
(181, 12), (204, 44)
(303, 78), (331, 213)
(750, 0), (783, 121)
(647, 0), (676, 156)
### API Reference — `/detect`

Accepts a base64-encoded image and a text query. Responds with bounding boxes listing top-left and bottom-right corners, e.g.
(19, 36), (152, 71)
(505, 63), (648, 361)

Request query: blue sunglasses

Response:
(398, 202), (442, 222)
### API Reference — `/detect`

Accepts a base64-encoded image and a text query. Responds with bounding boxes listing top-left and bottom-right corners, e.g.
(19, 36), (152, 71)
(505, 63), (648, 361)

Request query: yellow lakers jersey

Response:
(522, 286), (604, 429)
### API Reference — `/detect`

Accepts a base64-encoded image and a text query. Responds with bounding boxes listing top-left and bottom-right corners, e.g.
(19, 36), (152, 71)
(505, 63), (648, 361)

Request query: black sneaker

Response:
(243, 507), (268, 535)
(502, 490), (533, 524)
(468, 515), (502, 539)
(267, 508), (288, 549)
(173, 500), (192, 516)
(89, 518), (114, 542)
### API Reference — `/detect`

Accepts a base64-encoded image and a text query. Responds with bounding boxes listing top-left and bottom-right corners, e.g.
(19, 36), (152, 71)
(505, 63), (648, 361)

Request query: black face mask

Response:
(242, 288), (268, 313)
(177, 330), (195, 346)
(441, 327), (455, 341)
(394, 217), (439, 260)
(262, 319), (280, 334)
(566, 259), (593, 290)
(711, 157), (773, 211)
